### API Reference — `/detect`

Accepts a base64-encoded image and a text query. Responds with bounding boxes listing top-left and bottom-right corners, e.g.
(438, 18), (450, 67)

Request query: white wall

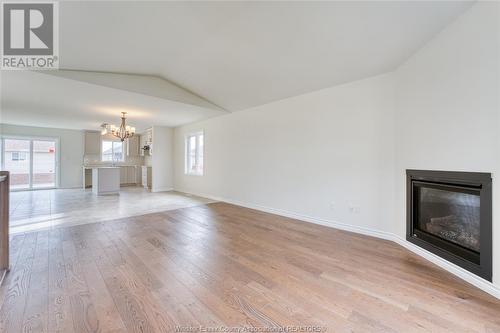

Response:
(394, 2), (500, 285)
(0, 123), (84, 188)
(152, 126), (174, 192)
(173, 2), (499, 294)
(175, 73), (396, 233)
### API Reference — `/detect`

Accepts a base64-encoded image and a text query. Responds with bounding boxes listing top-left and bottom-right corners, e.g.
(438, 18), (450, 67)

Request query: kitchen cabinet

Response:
(127, 135), (140, 156)
(119, 166), (138, 185)
(83, 168), (92, 188)
(140, 129), (152, 156)
(139, 135), (145, 156)
(142, 166), (152, 189)
(127, 166), (136, 184)
(120, 167), (128, 184)
(84, 131), (101, 155)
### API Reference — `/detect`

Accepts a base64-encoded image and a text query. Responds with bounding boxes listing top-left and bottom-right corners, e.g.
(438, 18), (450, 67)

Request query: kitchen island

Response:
(91, 167), (120, 195)
(83, 165), (139, 189)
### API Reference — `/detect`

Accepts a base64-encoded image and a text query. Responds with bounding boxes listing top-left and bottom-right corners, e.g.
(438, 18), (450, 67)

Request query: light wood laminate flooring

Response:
(1, 202), (499, 333)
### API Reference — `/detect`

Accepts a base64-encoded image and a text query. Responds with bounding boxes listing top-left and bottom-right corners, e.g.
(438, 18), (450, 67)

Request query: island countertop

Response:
(83, 165), (138, 168)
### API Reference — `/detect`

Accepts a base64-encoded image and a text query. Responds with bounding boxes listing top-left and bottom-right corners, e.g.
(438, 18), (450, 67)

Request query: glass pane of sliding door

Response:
(3, 139), (31, 190)
(1, 137), (57, 190)
(33, 140), (56, 189)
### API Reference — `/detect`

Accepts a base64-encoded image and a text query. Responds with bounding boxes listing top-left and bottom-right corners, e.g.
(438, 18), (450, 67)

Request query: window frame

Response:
(184, 131), (204, 176)
(101, 140), (125, 162)
(11, 151), (26, 161)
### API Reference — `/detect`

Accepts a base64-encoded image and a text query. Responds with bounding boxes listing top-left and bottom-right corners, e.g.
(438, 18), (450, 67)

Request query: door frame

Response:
(0, 135), (60, 191)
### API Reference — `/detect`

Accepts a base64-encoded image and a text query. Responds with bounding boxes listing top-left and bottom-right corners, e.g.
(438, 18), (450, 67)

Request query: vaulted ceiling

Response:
(1, 1), (474, 130)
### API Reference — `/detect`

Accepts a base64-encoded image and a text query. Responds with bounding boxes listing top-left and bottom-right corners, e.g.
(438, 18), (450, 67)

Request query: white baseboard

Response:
(176, 188), (500, 300)
(391, 236), (500, 299)
(152, 187), (174, 193)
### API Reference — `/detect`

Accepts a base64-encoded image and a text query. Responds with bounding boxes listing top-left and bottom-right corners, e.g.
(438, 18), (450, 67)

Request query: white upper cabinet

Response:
(139, 129), (152, 156)
(139, 134), (145, 156)
(126, 135), (140, 156)
(84, 131), (101, 155)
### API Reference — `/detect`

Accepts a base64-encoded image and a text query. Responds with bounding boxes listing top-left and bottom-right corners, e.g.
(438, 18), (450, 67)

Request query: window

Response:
(185, 132), (204, 175)
(11, 152), (27, 161)
(102, 140), (124, 162)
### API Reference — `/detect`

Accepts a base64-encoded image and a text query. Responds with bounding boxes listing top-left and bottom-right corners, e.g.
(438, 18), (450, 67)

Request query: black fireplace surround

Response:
(407, 170), (492, 281)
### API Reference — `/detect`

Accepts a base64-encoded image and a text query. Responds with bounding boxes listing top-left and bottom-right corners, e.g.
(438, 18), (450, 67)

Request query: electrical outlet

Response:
(349, 204), (360, 214)
(329, 201), (336, 210)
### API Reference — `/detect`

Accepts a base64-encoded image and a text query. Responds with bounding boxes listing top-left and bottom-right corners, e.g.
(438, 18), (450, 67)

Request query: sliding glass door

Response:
(32, 140), (57, 189)
(2, 139), (31, 190)
(1, 137), (57, 190)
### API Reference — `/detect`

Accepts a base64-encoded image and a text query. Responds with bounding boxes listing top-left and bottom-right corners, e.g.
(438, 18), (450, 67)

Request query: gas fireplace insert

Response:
(406, 170), (492, 281)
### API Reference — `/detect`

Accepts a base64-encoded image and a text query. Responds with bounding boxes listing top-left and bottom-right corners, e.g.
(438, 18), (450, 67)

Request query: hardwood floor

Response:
(1, 202), (499, 332)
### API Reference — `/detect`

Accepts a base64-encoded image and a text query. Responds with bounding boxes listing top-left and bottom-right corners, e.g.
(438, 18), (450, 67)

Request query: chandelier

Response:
(101, 112), (136, 142)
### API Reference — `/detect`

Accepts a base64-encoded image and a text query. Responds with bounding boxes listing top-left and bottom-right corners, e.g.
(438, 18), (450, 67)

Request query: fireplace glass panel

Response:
(415, 185), (480, 253)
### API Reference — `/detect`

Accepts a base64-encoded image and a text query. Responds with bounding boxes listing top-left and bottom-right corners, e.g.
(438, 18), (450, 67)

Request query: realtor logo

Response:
(1, 2), (59, 69)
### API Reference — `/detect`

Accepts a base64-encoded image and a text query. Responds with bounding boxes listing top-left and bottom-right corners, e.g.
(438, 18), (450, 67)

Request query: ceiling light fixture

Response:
(100, 123), (109, 135)
(101, 112), (136, 142)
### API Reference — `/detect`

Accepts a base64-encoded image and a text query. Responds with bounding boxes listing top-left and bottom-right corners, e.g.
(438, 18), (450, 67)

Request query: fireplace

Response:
(407, 170), (492, 281)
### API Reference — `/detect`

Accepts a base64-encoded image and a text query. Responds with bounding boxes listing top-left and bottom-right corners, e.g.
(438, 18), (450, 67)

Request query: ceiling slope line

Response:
(36, 69), (228, 113)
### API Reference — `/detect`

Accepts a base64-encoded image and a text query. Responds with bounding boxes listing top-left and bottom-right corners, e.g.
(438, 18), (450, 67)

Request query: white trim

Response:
(392, 236), (500, 299)
(151, 187), (174, 193)
(175, 188), (500, 300)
